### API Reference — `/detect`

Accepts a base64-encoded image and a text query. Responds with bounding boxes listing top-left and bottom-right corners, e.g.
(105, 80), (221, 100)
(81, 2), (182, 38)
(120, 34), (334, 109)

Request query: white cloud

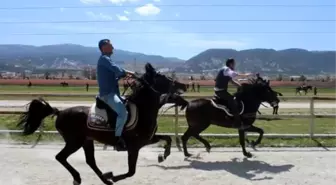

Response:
(124, 10), (130, 15)
(135, 4), (160, 16)
(60, 8), (65, 12)
(116, 14), (130, 21)
(80, 0), (101, 4)
(175, 13), (180, 17)
(85, 11), (113, 20)
(108, 0), (139, 5)
(153, 0), (160, 2)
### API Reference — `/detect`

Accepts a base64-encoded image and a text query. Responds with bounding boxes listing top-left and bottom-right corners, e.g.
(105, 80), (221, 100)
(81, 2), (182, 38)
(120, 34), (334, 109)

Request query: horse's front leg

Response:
(147, 135), (172, 163)
(244, 126), (264, 148)
(104, 147), (140, 183)
(238, 130), (252, 158)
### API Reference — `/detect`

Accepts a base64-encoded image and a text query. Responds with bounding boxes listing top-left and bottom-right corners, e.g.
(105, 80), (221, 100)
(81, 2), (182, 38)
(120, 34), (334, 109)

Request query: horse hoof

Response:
(158, 154), (165, 163)
(244, 152), (253, 158)
(73, 180), (81, 185)
(103, 179), (113, 185)
(206, 147), (211, 153)
(100, 175), (114, 185)
(184, 153), (192, 158)
(102, 171), (113, 179)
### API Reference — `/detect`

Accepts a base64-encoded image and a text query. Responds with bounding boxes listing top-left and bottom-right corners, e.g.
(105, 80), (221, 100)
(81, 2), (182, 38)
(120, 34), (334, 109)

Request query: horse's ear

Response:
(145, 63), (156, 76)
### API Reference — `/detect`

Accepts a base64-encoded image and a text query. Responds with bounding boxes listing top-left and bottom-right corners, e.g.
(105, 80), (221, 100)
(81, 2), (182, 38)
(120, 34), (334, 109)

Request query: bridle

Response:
(122, 73), (178, 97)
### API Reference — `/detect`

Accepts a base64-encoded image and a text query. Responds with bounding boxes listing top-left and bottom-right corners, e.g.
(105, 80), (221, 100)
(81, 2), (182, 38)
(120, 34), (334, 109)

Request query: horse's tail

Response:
(17, 98), (59, 135)
(177, 96), (189, 111)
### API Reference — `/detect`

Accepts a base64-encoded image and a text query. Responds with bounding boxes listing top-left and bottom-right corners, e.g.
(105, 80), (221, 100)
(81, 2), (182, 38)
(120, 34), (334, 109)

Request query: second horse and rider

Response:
(17, 39), (282, 185)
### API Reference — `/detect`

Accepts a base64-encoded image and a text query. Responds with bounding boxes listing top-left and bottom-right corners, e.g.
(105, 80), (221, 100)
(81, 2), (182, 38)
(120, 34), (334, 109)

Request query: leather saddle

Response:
(87, 97), (138, 132)
(210, 95), (244, 116)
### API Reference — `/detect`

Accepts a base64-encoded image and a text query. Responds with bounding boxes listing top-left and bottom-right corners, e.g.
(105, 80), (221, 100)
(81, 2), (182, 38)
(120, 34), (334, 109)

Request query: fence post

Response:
(309, 97), (315, 138)
(174, 106), (182, 151)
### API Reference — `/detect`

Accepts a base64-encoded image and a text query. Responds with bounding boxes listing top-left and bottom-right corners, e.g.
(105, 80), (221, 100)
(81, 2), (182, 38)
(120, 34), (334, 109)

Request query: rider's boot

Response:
(115, 136), (127, 151)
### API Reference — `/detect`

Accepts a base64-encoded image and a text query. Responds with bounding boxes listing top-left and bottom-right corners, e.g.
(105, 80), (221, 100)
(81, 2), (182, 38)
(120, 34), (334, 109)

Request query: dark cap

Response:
(98, 39), (111, 50)
(225, 58), (235, 66)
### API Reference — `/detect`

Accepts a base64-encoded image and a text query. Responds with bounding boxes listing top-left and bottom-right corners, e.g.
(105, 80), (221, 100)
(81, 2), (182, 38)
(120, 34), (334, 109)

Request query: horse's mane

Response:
(234, 78), (266, 97)
(125, 70), (172, 102)
(124, 77), (145, 101)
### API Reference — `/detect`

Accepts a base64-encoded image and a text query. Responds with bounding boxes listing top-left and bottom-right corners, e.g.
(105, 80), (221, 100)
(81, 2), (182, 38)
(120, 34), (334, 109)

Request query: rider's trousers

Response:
(215, 90), (242, 125)
(100, 93), (128, 137)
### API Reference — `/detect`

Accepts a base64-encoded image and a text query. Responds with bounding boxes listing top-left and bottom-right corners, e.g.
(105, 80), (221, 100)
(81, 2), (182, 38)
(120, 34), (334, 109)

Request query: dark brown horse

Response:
(165, 78), (280, 158)
(17, 63), (186, 185)
(295, 85), (312, 95)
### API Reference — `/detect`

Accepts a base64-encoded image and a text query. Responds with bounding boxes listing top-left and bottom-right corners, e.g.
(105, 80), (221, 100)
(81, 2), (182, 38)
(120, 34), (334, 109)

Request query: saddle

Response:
(87, 97), (138, 132)
(210, 95), (244, 116)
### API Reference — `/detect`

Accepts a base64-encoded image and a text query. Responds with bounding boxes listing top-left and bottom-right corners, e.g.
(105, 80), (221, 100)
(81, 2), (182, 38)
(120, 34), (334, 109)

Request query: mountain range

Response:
(0, 44), (184, 72)
(180, 48), (336, 75)
(0, 44), (335, 75)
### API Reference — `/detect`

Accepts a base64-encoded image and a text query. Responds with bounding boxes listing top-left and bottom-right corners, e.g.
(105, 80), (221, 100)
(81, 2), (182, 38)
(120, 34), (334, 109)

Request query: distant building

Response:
(289, 76), (301, 80)
(0, 71), (17, 78)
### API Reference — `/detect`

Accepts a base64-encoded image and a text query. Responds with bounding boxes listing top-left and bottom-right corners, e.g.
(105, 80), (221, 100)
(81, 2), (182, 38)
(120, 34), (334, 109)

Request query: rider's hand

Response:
(126, 71), (135, 78)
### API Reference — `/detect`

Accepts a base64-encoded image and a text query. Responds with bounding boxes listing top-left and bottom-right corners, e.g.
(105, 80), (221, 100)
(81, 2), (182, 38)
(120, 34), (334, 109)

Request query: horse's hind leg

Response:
(181, 128), (193, 157)
(182, 125), (209, 157)
(244, 126), (264, 148)
(147, 135), (172, 163)
(55, 141), (83, 184)
(193, 135), (211, 153)
(181, 127), (192, 157)
(83, 140), (112, 185)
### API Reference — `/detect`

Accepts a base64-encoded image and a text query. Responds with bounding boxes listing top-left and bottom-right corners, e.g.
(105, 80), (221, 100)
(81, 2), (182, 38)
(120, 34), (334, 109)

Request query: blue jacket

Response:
(96, 55), (126, 97)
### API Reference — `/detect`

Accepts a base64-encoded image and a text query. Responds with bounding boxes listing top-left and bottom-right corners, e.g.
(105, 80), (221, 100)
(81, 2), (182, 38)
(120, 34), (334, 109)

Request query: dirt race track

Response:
(0, 145), (335, 185)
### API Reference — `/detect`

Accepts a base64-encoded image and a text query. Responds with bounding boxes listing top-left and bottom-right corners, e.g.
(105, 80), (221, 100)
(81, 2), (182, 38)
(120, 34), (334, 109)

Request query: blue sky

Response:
(0, 0), (335, 59)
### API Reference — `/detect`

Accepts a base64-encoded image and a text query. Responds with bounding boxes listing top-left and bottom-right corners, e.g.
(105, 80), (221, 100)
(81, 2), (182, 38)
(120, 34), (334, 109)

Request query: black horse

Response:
(60, 81), (69, 87)
(295, 85), (312, 95)
(17, 63), (186, 185)
(165, 78), (280, 158)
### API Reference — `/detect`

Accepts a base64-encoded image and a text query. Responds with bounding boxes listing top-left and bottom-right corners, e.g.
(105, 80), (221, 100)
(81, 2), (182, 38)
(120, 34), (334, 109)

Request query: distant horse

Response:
(60, 82), (69, 87)
(164, 78), (280, 158)
(295, 85), (312, 95)
(17, 63), (186, 185)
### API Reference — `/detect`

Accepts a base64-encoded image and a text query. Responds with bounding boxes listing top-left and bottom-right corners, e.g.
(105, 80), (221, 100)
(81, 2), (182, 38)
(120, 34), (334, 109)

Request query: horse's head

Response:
(141, 63), (187, 95)
(254, 78), (280, 107)
(239, 78), (280, 108)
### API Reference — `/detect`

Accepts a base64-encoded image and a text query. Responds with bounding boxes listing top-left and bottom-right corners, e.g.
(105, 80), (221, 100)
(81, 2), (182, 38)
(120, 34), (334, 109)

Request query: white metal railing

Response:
(0, 95), (334, 149)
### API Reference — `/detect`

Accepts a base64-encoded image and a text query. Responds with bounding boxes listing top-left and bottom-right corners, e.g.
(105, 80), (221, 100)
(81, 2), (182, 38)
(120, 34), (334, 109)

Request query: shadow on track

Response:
(148, 158), (294, 181)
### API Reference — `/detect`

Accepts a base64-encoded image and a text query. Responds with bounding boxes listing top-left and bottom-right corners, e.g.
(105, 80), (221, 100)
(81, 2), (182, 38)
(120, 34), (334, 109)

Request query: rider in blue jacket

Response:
(96, 39), (134, 150)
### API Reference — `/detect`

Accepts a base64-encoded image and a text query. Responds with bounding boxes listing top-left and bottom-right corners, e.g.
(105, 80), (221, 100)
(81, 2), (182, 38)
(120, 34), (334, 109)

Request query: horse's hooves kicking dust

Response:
(184, 152), (202, 160)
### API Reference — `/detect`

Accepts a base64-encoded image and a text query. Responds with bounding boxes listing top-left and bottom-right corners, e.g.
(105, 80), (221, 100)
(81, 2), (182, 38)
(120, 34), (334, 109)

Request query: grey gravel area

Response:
(0, 145), (335, 185)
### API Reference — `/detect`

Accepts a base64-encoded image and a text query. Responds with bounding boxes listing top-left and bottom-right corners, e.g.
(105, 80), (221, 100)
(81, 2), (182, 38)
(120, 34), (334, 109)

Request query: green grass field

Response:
(0, 85), (334, 101)
(0, 85), (334, 147)
(0, 115), (335, 147)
